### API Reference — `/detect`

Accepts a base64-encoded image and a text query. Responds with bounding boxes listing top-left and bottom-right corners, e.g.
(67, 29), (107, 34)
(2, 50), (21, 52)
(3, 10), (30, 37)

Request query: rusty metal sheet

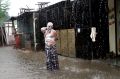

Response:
(60, 29), (69, 56)
(56, 30), (61, 55)
(68, 29), (76, 57)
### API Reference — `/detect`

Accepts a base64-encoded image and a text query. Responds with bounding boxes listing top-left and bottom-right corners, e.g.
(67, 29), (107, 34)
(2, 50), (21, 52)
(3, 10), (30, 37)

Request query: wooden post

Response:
(7, 22), (10, 45)
(1, 27), (4, 46)
(1, 26), (7, 46)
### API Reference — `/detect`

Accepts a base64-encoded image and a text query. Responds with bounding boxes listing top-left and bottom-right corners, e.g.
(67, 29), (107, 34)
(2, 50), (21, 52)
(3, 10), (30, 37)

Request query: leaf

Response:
(0, 0), (9, 26)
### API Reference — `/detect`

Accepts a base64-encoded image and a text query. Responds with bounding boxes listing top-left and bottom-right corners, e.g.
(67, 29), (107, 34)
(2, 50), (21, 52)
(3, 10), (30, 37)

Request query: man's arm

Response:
(41, 27), (47, 33)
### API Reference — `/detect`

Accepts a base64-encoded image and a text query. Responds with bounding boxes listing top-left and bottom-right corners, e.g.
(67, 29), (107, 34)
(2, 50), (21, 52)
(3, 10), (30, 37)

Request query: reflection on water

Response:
(0, 47), (120, 79)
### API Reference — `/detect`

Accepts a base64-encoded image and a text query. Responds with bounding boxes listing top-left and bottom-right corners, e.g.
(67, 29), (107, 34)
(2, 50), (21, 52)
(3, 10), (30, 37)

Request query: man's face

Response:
(47, 26), (52, 30)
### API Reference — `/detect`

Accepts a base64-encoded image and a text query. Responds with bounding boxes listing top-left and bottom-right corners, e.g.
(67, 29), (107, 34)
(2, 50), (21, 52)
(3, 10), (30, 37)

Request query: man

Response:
(41, 22), (59, 71)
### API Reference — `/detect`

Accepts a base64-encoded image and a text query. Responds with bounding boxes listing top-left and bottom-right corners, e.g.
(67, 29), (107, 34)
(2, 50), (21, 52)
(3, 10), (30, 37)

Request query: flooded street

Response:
(0, 47), (120, 79)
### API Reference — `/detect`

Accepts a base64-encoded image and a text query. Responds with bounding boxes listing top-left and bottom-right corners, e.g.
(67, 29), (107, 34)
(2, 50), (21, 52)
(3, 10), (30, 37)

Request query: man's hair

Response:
(47, 22), (53, 28)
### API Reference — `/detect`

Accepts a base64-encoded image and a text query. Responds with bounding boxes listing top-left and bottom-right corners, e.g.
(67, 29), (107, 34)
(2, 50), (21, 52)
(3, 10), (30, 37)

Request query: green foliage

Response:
(0, 0), (9, 26)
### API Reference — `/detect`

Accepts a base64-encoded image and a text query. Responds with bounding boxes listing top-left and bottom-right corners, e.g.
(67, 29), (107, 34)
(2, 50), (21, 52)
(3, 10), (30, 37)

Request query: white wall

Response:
(108, 0), (116, 53)
(4, 22), (15, 45)
(116, 0), (120, 55)
(109, 24), (116, 53)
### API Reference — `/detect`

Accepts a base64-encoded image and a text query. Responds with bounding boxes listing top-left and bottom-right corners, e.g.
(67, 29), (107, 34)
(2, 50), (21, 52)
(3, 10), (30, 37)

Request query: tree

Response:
(0, 0), (9, 26)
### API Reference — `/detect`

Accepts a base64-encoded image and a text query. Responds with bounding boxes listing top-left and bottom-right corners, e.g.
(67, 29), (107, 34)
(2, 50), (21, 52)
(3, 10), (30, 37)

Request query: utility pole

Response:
(33, 13), (37, 51)
(33, 2), (49, 51)
(19, 8), (34, 15)
(35, 2), (50, 10)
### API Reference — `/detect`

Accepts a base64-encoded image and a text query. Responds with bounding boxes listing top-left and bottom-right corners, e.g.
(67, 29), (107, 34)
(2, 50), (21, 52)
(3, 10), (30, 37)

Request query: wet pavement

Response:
(103, 58), (120, 67)
(0, 47), (120, 79)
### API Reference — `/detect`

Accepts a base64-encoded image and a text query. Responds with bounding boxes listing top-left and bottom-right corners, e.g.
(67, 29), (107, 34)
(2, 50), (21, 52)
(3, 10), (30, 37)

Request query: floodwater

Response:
(0, 47), (120, 79)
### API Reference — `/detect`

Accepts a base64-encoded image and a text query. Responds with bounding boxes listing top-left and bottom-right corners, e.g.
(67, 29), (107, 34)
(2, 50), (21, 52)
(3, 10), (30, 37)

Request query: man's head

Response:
(47, 22), (53, 30)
